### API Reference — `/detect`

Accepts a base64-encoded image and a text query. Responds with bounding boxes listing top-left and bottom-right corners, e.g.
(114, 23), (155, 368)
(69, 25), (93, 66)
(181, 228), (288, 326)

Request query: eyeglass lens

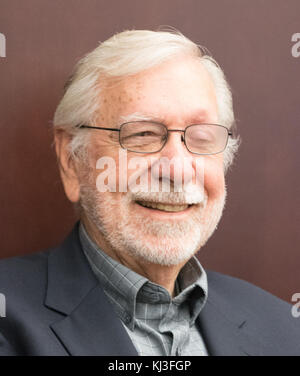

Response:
(120, 122), (228, 154)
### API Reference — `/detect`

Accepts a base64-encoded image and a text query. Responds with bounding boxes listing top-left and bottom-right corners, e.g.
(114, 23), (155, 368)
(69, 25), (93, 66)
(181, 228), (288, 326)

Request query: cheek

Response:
(203, 158), (225, 200)
(82, 142), (120, 193)
(116, 152), (152, 191)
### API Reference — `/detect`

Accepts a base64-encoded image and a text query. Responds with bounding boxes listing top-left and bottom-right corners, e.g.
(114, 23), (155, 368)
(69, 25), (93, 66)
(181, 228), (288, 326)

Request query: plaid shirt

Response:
(79, 223), (209, 356)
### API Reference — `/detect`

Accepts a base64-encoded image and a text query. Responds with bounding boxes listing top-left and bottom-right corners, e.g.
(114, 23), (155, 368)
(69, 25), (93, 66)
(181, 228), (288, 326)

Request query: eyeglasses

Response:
(78, 121), (232, 155)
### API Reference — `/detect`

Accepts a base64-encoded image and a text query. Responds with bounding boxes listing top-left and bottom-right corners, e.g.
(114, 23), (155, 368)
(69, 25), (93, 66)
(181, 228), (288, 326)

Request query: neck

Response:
(81, 216), (185, 297)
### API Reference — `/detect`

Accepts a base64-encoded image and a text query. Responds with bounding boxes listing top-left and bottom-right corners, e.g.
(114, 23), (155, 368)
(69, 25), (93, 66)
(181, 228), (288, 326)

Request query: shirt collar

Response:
(79, 222), (208, 330)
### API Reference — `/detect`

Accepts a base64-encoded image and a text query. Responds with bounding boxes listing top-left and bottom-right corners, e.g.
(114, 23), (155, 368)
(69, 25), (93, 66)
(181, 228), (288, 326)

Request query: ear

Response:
(54, 129), (80, 203)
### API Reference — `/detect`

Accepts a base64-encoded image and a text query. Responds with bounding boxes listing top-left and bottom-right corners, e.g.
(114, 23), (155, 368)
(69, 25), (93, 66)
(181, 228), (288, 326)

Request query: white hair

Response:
(53, 29), (239, 170)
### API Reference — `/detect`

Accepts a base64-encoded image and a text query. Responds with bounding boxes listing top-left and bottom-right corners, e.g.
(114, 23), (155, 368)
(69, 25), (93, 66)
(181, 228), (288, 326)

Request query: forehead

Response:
(99, 55), (218, 125)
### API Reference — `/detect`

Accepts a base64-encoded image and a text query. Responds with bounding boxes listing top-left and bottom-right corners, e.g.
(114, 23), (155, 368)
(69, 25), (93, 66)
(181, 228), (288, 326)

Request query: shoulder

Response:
(0, 224), (81, 296)
(206, 269), (298, 330)
(0, 249), (55, 328)
(0, 249), (58, 355)
(0, 250), (50, 293)
(0, 250), (50, 289)
(207, 269), (289, 307)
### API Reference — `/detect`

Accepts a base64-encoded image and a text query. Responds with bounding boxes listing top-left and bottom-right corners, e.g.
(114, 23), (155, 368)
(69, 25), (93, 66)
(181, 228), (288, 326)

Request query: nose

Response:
(152, 130), (197, 188)
(161, 130), (187, 157)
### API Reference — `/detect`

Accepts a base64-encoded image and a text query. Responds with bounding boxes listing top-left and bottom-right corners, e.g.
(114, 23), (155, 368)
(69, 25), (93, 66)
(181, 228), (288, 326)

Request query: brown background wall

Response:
(0, 0), (299, 302)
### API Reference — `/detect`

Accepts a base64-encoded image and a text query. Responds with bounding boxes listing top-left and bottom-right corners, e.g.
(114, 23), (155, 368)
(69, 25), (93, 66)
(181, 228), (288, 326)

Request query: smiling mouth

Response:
(136, 201), (191, 212)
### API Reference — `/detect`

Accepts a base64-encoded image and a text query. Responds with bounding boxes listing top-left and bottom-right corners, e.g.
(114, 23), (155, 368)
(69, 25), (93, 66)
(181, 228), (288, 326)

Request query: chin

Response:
(80, 184), (226, 266)
(103, 215), (211, 266)
(110, 234), (201, 266)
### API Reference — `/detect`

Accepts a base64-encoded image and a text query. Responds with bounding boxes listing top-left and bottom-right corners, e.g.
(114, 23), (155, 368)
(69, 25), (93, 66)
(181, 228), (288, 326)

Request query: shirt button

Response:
(123, 314), (131, 324)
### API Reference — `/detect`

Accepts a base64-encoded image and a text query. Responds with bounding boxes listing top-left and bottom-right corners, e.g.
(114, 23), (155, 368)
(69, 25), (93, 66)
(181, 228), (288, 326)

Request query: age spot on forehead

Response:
(100, 78), (148, 125)
(135, 79), (143, 89)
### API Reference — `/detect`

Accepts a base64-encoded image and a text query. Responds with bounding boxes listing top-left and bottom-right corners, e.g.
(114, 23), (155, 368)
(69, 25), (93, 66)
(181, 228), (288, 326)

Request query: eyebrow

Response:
(186, 109), (212, 124)
(118, 112), (157, 124)
(118, 109), (215, 126)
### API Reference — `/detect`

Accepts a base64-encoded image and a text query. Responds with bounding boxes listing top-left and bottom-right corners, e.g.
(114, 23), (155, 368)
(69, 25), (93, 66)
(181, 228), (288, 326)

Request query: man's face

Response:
(79, 55), (226, 266)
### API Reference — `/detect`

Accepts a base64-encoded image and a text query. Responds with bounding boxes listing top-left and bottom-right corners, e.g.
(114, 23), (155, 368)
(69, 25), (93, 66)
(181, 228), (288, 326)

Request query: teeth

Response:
(138, 201), (189, 212)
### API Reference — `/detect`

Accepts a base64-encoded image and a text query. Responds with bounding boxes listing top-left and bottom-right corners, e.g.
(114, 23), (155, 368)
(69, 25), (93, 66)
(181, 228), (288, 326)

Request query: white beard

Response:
(79, 183), (226, 266)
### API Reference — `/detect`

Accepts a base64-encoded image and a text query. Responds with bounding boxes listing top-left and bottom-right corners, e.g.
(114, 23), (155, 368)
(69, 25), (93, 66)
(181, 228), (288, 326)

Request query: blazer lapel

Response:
(45, 223), (137, 356)
(197, 291), (263, 356)
(50, 284), (138, 356)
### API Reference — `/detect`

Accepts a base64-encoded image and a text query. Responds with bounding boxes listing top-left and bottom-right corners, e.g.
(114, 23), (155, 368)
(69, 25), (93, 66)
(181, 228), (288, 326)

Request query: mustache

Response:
(129, 182), (205, 205)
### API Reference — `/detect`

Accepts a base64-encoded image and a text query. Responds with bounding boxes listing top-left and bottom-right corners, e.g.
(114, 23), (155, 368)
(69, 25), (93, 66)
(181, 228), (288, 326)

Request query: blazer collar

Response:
(45, 223), (138, 356)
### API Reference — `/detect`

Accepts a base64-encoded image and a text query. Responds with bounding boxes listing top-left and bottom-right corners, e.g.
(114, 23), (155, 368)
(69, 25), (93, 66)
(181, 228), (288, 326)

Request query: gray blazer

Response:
(0, 223), (299, 356)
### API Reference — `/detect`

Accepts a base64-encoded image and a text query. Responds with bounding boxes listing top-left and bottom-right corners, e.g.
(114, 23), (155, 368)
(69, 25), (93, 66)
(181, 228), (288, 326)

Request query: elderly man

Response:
(0, 29), (299, 356)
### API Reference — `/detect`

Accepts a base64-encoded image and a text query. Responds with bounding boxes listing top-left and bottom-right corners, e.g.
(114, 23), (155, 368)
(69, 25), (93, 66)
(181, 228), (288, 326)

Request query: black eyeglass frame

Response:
(78, 121), (233, 155)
